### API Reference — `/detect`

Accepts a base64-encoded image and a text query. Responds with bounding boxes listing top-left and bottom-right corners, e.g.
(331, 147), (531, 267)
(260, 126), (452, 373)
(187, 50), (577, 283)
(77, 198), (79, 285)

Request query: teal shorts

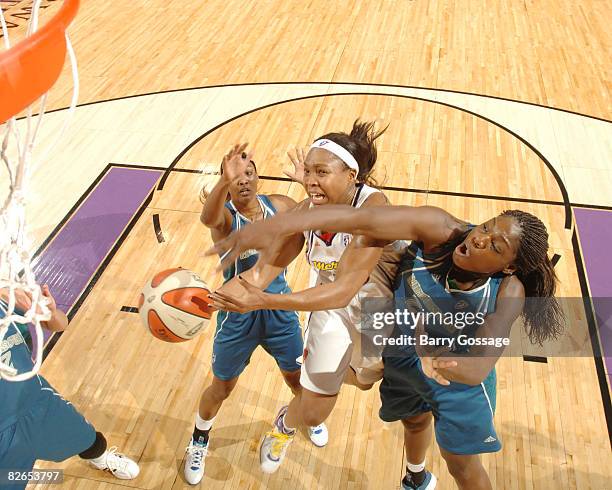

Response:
(379, 354), (500, 455)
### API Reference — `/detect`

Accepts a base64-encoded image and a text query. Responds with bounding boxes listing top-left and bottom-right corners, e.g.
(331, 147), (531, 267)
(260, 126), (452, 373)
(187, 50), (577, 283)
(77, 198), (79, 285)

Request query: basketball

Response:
(139, 268), (214, 342)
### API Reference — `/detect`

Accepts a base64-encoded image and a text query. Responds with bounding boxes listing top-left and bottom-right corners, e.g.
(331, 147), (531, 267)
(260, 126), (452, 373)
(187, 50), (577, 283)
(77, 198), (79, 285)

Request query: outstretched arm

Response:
(210, 193), (389, 312)
(212, 197), (307, 301)
(215, 231), (305, 297)
(208, 204), (457, 271)
(200, 143), (251, 242)
(212, 232), (384, 313)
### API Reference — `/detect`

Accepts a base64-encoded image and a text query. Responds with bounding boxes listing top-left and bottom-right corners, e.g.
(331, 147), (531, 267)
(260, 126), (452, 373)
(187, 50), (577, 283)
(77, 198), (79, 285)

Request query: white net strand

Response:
(0, 1), (79, 381)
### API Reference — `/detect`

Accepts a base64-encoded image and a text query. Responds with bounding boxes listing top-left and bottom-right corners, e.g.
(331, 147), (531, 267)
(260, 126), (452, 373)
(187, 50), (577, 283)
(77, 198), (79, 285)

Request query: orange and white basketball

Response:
(139, 268), (214, 342)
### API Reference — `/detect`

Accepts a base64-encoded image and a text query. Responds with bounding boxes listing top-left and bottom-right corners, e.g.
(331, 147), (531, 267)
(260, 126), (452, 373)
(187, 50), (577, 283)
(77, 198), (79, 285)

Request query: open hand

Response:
(420, 356), (458, 386)
(221, 143), (253, 182)
(205, 219), (281, 271)
(283, 147), (306, 185)
(209, 276), (269, 313)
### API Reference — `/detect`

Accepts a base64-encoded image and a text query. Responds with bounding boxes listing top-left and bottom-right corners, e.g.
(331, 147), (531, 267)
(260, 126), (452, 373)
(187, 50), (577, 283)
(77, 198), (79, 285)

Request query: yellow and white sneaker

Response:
(259, 406), (295, 474)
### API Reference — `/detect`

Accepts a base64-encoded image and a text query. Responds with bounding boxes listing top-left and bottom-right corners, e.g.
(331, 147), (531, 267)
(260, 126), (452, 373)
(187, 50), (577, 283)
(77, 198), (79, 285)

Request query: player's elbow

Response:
(437, 364), (489, 386)
(328, 294), (353, 310)
(460, 373), (486, 386)
(328, 283), (361, 310)
(458, 366), (492, 386)
(199, 212), (209, 226)
(200, 213), (222, 229)
(311, 289), (354, 311)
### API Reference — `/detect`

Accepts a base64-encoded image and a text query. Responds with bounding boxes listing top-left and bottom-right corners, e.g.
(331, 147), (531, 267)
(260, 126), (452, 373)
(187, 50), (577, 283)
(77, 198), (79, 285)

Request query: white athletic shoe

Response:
(259, 406), (295, 474)
(88, 446), (140, 480)
(308, 423), (328, 447)
(184, 437), (208, 485)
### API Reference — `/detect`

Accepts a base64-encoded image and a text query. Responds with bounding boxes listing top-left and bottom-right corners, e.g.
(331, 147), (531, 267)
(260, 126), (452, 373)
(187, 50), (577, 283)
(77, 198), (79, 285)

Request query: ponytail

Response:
(501, 210), (564, 344)
(516, 255), (564, 344)
(318, 119), (388, 187)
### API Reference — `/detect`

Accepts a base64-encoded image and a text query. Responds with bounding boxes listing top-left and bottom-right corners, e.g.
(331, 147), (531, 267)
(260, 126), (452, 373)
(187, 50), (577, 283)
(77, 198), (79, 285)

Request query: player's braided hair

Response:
(501, 210), (564, 344)
(318, 119), (387, 187)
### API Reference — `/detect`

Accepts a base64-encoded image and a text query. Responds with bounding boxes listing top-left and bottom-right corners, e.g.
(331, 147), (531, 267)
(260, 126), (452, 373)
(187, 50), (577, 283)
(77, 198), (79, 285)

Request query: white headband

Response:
(310, 139), (359, 172)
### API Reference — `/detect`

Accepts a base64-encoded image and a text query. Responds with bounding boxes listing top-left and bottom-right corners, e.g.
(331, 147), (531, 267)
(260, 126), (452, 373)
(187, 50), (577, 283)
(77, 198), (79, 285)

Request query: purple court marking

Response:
(574, 208), (612, 374)
(31, 167), (162, 344)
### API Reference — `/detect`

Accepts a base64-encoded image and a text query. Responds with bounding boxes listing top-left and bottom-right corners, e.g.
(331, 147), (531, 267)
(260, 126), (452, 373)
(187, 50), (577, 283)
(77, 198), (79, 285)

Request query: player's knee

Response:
(401, 413), (431, 433)
(354, 380), (373, 391)
(210, 379), (236, 400)
(443, 454), (477, 483)
(302, 411), (325, 427)
(282, 370), (302, 394)
(299, 399), (327, 427)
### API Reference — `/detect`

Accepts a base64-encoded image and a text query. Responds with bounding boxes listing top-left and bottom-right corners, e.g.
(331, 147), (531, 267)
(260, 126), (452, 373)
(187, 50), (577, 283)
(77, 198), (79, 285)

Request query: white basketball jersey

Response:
(305, 184), (405, 291)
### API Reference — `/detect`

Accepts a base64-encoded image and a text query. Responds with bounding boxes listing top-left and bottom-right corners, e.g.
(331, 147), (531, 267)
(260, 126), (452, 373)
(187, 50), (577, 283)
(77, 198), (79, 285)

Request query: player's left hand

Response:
(420, 356), (457, 386)
(205, 220), (281, 271)
(221, 143), (253, 183)
(209, 276), (268, 313)
(283, 147), (306, 185)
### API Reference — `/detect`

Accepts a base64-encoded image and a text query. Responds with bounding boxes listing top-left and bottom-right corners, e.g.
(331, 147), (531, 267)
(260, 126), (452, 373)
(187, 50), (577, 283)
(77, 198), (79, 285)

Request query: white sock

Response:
(279, 413), (296, 434)
(407, 459), (426, 473)
(195, 413), (215, 431)
(89, 451), (108, 466)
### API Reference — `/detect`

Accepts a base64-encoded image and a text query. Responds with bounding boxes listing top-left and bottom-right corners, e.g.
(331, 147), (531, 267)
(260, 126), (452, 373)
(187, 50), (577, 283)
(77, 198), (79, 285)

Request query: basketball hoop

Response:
(0, 0), (80, 381)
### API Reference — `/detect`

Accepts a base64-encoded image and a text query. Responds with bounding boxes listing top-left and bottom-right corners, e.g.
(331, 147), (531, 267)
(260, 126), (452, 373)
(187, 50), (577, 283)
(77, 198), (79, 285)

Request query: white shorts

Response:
(299, 283), (391, 395)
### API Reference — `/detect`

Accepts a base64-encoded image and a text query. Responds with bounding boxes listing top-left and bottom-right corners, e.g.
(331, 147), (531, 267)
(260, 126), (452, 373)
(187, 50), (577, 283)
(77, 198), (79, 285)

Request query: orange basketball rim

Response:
(0, 0), (79, 124)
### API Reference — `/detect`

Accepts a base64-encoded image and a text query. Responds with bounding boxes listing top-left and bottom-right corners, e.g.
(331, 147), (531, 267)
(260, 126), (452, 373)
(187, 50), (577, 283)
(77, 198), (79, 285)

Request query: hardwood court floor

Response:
(2, 0), (611, 119)
(25, 94), (611, 489)
(1, 1), (609, 489)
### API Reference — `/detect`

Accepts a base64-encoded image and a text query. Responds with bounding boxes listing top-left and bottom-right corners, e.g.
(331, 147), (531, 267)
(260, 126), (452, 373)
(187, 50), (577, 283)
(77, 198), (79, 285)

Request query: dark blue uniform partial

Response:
(212, 195), (303, 380)
(380, 236), (503, 455)
(0, 304), (96, 489)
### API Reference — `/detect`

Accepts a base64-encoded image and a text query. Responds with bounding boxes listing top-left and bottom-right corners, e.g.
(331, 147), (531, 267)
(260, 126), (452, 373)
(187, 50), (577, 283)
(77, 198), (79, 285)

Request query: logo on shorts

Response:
(483, 436), (497, 443)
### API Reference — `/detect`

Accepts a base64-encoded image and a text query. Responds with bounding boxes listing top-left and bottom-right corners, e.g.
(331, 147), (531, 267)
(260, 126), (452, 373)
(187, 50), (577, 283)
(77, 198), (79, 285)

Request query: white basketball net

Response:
(0, 0), (79, 381)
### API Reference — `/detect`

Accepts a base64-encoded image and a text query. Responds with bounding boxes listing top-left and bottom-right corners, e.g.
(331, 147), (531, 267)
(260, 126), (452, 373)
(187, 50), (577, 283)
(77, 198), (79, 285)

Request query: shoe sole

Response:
(310, 439), (328, 448)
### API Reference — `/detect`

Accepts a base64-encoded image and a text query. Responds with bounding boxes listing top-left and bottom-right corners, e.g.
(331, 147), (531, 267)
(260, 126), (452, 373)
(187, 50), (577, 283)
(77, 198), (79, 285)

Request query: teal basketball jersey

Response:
(393, 235), (504, 353)
(0, 303), (46, 428)
(220, 195), (291, 295)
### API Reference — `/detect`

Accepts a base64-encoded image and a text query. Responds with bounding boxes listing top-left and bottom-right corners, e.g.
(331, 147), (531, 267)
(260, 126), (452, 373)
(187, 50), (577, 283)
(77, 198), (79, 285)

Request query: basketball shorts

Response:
(0, 378), (96, 489)
(379, 354), (501, 455)
(300, 283), (391, 395)
(212, 309), (303, 380)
